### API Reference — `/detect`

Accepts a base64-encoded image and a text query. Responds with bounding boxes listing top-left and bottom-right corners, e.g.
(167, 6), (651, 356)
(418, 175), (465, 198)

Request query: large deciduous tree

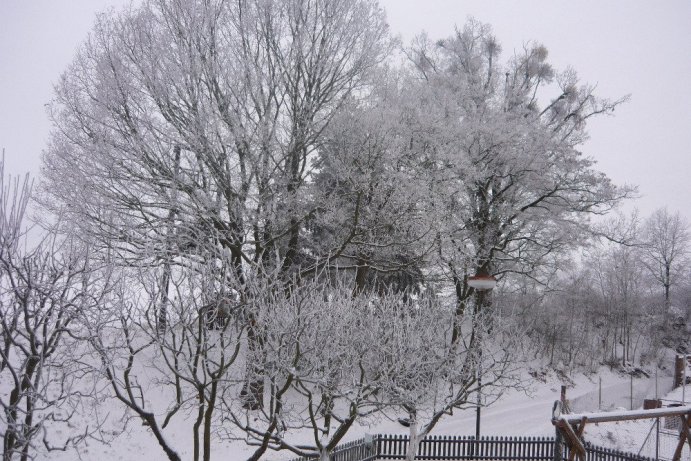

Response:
(311, 87), (433, 296)
(41, 0), (393, 409)
(42, 0), (392, 287)
(402, 20), (633, 341)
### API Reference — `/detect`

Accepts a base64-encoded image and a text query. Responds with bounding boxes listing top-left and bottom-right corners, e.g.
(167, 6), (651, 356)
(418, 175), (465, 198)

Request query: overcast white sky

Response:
(1, 0), (690, 221)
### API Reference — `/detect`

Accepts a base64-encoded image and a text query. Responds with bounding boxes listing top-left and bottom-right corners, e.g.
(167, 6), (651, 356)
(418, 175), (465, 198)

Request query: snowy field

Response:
(35, 366), (687, 461)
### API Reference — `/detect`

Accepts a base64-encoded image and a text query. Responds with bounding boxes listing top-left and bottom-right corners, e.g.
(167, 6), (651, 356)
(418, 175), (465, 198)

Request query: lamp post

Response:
(467, 274), (497, 441)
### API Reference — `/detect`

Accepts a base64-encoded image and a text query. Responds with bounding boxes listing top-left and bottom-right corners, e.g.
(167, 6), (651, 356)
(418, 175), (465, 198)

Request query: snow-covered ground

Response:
(584, 383), (691, 460)
(33, 364), (688, 461)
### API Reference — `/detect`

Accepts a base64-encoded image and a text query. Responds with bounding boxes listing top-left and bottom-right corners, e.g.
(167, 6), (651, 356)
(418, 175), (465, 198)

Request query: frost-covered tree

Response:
(0, 159), (112, 461)
(82, 273), (507, 461)
(228, 283), (520, 461)
(375, 302), (523, 461)
(311, 85), (432, 296)
(402, 20), (633, 342)
(641, 208), (690, 316)
(41, 0), (392, 282)
(570, 240), (650, 367)
(81, 259), (245, 461)
(513, 211), (685, 369)
(42, 0), (393, 409)
(228, 282), (389, 461)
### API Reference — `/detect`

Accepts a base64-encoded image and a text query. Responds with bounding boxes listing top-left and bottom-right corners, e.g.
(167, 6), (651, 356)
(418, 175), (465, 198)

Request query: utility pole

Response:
(467, 273), (497, 442)
(630, 375), (633, 410)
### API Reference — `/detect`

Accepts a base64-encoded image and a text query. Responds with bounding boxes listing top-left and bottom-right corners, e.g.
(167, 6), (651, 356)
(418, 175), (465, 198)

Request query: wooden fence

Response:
(285, 434), (654, 461)
(376, 435), (554, 460)
(578, 442), (654, 461)
(287, 437), (377, 461)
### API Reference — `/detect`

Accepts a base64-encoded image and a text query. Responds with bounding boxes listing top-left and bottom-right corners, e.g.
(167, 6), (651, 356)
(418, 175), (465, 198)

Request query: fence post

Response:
(553, 400), (564, 461)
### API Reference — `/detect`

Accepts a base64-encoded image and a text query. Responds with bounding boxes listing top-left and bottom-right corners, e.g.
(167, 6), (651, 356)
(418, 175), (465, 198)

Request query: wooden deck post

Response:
(672, 414), (691, 461)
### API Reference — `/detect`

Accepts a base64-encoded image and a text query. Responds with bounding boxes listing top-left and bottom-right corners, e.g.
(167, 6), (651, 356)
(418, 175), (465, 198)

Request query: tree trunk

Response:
(158, 144), (181, 332)
(451, 275), (469, 345)
(192, 388), (204, 461)
(3, 357), (39, 460)
(158, 263), (171, 331)
(406, 413), (420, 461)
(142, 414), (182, 461)
(353, 256), (370, 296)
(203, 380), (217, 461)
(241, 318), (264, 410)
(319, 448), (331, 461)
